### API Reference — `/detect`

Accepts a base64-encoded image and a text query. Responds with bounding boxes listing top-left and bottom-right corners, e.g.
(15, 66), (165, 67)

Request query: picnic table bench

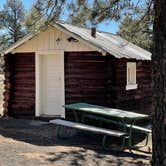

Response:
(63, 103), (151, 149)
(50, 103), (151, 151)
(82, 114), (152, 133)
(50, 119), (128, 149)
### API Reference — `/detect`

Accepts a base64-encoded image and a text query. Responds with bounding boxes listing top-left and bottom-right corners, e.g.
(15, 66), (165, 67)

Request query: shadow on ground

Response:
(44, 149), (149, 166)
(0, 117), (151, 166)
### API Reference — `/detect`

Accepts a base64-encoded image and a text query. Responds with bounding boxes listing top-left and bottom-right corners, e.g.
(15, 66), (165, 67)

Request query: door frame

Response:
(35, 50), (65, 117)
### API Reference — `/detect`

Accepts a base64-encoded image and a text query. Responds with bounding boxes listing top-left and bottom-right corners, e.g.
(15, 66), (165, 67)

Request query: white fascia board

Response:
(52, 24), (106, 55)
(3, 32), (39, 55)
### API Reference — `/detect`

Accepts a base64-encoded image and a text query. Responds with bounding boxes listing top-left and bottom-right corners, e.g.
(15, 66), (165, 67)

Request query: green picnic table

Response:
(63, 103), (148, 120)
(63, 103), (151, 150)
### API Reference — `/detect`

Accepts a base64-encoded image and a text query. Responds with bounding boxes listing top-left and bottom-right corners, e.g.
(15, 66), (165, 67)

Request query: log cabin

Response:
(1, 21), (152, 118)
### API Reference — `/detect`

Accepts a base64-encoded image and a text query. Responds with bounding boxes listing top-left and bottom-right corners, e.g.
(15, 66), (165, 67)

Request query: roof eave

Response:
(1, 22), (151, 60)
(2, 31), (40, 55)
(52, 23), (107, 55)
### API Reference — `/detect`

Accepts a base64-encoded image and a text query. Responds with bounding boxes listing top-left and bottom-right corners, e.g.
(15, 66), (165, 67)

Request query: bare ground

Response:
(0, 117), (151, 166)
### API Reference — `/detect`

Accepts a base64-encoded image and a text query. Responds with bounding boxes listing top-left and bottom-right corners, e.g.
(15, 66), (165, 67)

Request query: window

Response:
(126, 62), (137, 90)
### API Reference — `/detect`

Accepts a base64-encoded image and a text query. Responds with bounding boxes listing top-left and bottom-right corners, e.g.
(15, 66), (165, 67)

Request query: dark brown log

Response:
(65, 51), (152, 116)
(3, 52), (35, 117)
(65, 52), (108, 107)
(3, 51), (152, 119)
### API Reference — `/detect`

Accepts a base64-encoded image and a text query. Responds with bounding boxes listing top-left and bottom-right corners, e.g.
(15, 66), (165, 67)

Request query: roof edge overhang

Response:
(1, 31), (39, 55)
(1, 22), (151, 60)
(1, 23), (106, 56)
(52, 23), (107, 55)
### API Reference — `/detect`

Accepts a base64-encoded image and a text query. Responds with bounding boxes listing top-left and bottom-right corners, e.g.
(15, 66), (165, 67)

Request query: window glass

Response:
(126, 62), (137, 90)
(127, 62), (136, 85)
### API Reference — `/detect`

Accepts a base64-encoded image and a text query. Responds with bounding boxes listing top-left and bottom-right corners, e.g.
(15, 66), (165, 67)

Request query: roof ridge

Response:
(56, 20), (116, 35)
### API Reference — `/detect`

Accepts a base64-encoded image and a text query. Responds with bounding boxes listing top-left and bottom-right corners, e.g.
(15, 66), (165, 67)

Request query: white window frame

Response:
(126, 62), (137, 90)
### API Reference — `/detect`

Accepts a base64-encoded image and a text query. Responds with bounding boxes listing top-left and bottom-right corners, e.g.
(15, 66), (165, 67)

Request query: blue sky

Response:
(0, 0), (119, 34)
(0, 0), (35, 10)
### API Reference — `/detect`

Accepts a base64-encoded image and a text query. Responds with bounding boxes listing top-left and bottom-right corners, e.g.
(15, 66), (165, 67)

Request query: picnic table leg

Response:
(130, 130), (150, 149)
(102, 135), (107, 149)
(119, 119), (128, 150)
(128, 119), (136, 151)
(56, 125), (63, 138)
(99, 120), (102, 127)
(127, 119), (151, 150)
(119, 119), (135, 151)
(142, 133), (150, 147)
(102, 135), (126, 151)
(72, 110), (79, 122)
(81, 112), (85, 123)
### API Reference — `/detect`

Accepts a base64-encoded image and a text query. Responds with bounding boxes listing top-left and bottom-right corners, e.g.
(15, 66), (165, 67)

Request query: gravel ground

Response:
(0, 117), (151, 166)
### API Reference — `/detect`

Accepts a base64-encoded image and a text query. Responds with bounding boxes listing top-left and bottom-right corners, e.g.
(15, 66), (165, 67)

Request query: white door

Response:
(41, 54), (65, 117)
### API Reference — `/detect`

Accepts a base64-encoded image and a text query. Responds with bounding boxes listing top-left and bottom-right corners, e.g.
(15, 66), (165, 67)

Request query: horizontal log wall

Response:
(65, 52), (152, 116)
(111, 59), (152, 115)
(3, 54), (14, 116)
(4, 51), (152, 117)
(4, 53), (35, 117)
(65, 52), (108, 107)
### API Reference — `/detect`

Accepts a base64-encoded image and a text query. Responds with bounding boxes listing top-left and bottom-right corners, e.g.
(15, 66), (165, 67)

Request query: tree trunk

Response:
(152, 0), (166, 165)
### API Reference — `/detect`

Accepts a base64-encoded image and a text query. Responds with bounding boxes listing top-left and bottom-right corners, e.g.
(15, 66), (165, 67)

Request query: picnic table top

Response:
(63, 103), (149, 120)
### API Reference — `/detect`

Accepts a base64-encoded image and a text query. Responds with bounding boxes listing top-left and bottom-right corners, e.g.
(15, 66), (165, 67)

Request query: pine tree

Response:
(67, 0), (92, 27)
(0, 0), (25, 44)
(67, 0), (131, 27)
(117, 15), (152, 51)
(24, 0), (67, 33)
(152, 0), (166, 165)
(25, 6), (45, 33)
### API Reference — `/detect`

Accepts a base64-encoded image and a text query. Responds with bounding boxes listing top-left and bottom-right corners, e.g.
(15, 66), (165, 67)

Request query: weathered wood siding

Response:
(4, 53), (35, 116)
(4, 51), (152, 117)
(65, 52), (152, 115)
(3, 54), (14, 116)
(110, 59), (152, 115)
(65, 52), (108, 106)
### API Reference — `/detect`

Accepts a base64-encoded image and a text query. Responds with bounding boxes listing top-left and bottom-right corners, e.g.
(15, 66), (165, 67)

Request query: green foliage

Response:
(117, 15), (152, 51)
(0, 0), (153, 50)
(25, 0), (67, 33)
(25, 6), (45, 33)
(0, 34), (8, 70)
(67, 0), (132, 27)
(67, 0), (90, 27)
(36, 0), (66, 20)
(0, 0), (25, 71)
(0, 34), (10, 52)
(0, 0), (25, 44)
(67, 0), (152, 51)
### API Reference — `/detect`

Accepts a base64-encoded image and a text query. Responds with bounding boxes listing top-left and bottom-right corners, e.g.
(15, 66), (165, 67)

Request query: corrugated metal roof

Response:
(56, 22), (151, 60)
(2, 21), (151, 60)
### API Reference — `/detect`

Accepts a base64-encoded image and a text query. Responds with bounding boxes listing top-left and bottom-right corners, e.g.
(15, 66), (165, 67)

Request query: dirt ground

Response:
(0, 117), (151, 166)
